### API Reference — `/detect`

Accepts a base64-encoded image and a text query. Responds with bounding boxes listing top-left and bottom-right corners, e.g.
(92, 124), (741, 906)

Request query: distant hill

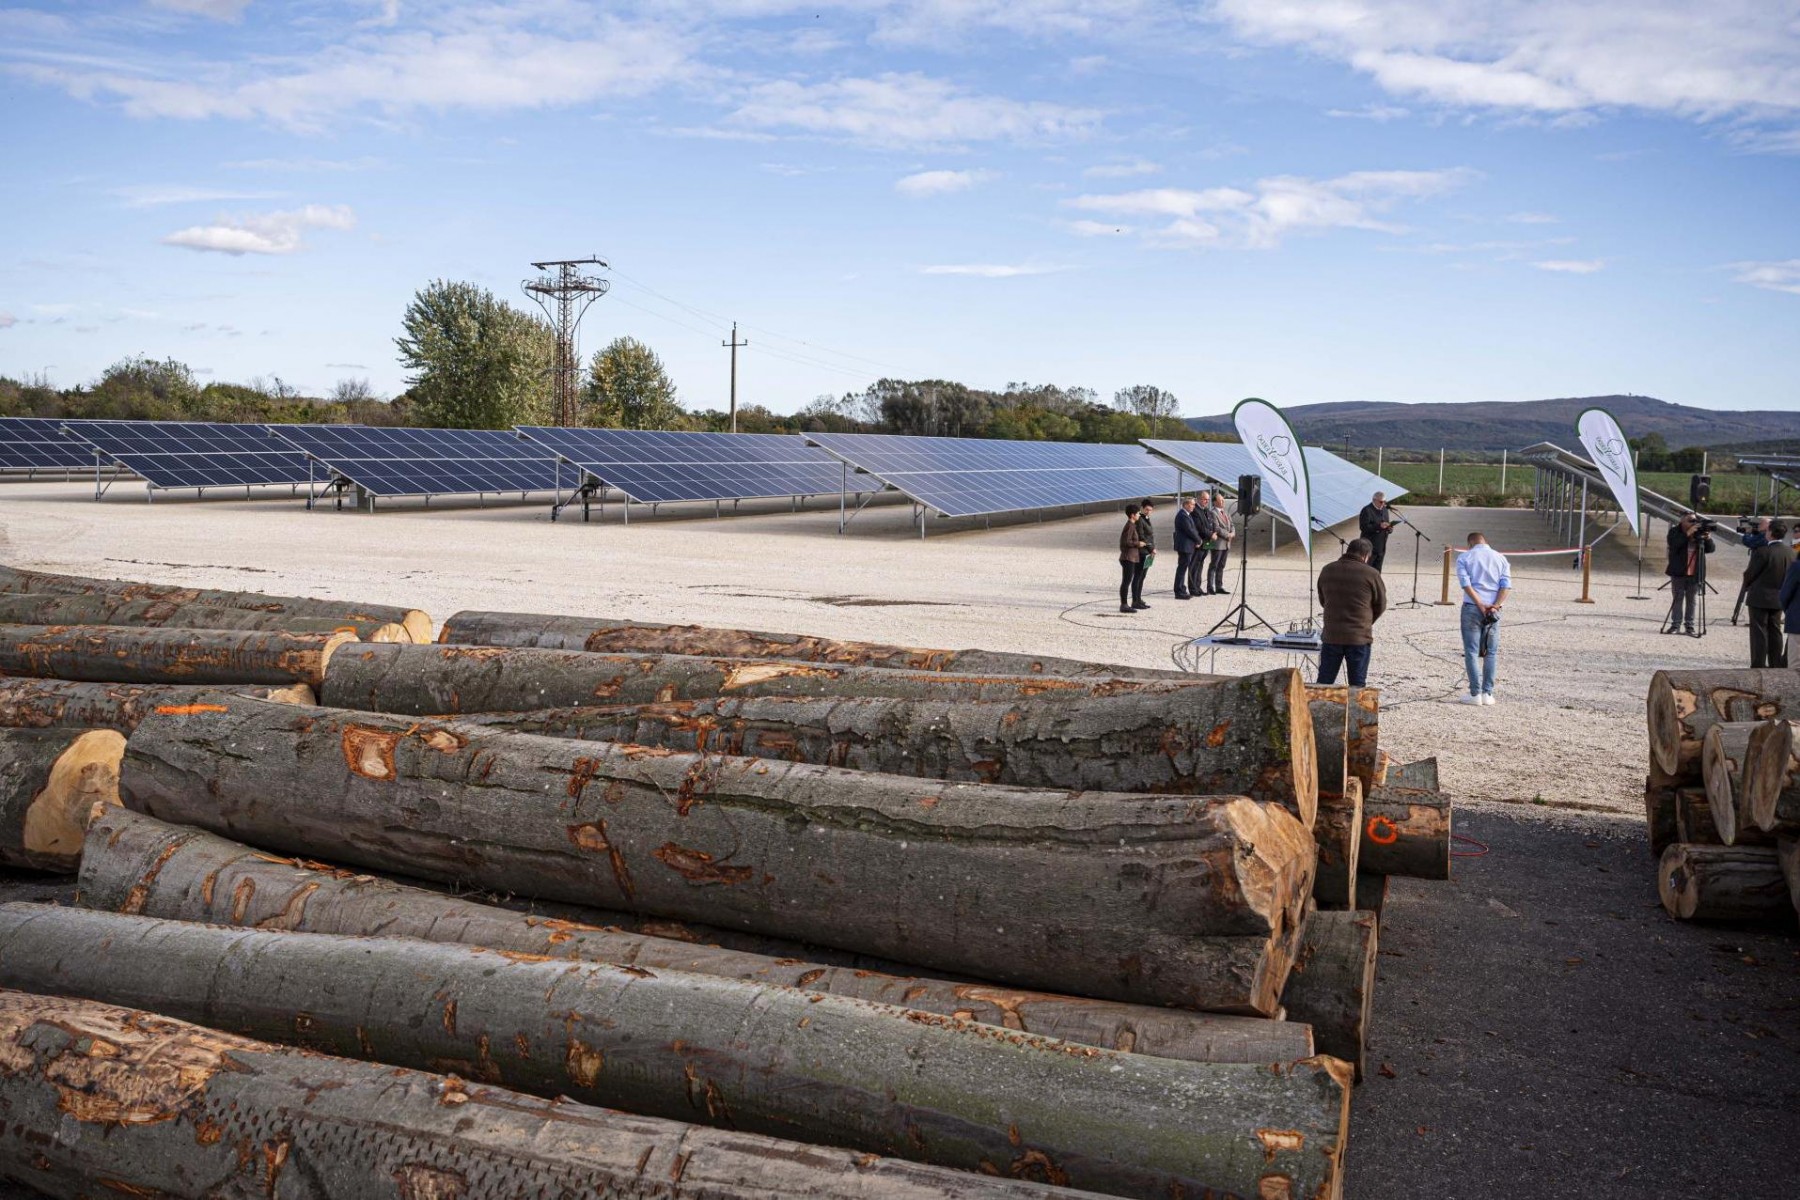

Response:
(1184, 395), (1800, 452)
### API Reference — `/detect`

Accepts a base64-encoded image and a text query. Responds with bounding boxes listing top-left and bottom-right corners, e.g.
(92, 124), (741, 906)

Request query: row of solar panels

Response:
(0, 417), (1404, 527)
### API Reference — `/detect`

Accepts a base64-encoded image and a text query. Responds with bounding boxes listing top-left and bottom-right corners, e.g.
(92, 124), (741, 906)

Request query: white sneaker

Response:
(1454, 693), (1483, 705)
(1481, 693), (1496, 706)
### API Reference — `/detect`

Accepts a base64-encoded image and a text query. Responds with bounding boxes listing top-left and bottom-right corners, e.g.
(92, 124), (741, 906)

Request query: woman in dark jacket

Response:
(1119, 505), (1146, 613)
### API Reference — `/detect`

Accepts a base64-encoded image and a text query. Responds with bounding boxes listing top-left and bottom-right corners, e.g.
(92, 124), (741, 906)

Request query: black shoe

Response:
(1685, 626), (1696, 635)
(1662, 626), (1679, 635)
(1175, 592), (1190, 600)
(1120, 605), (1134, 613)
(1133, 602), (1151, 610)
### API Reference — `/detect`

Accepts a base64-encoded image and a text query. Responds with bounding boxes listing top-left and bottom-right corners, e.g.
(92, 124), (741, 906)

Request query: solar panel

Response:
(62, 420), (314, 489)
(515, 428), (844, 503)
(1139, 439), (1407, 530)
(0, 417), (94, 470)
(800, 432), (1180, 519)
(269, 425), (563, 498)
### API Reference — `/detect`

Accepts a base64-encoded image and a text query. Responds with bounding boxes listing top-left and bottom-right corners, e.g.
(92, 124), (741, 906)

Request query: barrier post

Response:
(1438, 545), (1456, 605)
(1576, 545), (1595, 604)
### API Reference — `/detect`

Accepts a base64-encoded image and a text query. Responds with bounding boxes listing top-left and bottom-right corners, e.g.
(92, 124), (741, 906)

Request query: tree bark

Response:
(0, 989), (1100, 1200)
(0, 564), (433, 643)
(120, 698), (1317, 1014)
(1675, 785), (1723, 845)
(0, 592), (407, 642)
(445, 673), (1318, 826)
(1645, 771), (1681, 857)
(1354, 872), (1389, 916)
(1384, 758), (1439, 791)
(1656, 843), (1793, 921)
(83, 807), (1318, 1067)
(1280, 910), (1378, 1082)
(0, 677), (314, 732)
(1359, 784), (1451, 880)
(437, 611), (1200, 680)
(1645, 669), (1800, 779)
(0, 624), (353, 688)
(1307, 685), (1349, 797)
(1314, 778), (1362, 910)
(0, 905), (1353, 1200)
(1346, 687), (1381, 792)
(0, 728), (124, 870)
(1743, 718), (1800, 835)
(1779, 837), (1800, 922)
(324, 643), (1248, 714)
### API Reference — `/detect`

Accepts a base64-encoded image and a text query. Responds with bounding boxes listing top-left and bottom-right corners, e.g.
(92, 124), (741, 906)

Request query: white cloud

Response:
(1212, 0), (1800, 134)
(921, 263), (1062, 277)
(1068, 167), (1477, 248)
(1083, 158), (1161, 178)
(150, 0), (250, 20)
(895, 168), (995, 196)
(1325, 104), (1410, 121)
(162, 205), (356, 255)
(1533, 258), (1605, 273)
(1068, 219), (1134, 236)
(116, 184), (280, 207)
(1731, 260), (1800, 295)
(729, 73), (1102, 146)
(1504, 211), (1559, 224)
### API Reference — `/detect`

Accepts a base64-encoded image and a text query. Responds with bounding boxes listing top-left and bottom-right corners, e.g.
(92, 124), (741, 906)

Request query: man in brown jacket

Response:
(1316, 537), (1387, 686)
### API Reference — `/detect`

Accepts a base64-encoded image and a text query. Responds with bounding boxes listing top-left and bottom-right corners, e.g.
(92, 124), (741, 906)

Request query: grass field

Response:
(1350, 459), (1778, 514)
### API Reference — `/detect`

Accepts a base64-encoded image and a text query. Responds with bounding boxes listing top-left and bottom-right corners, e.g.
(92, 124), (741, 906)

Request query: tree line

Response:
(1, 278), (1210, 445)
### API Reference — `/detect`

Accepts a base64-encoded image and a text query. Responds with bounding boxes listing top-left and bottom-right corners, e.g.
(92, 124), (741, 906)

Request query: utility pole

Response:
(722, 322), (748, 433)
(522, 257), (610, 427)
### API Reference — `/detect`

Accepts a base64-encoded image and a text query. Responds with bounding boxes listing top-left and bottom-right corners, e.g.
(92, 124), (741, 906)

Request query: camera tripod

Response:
(1657, 567), (1714, 638)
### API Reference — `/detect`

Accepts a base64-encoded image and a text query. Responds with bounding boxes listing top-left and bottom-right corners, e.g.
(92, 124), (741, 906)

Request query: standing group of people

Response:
(1117, 492), (1237, 613)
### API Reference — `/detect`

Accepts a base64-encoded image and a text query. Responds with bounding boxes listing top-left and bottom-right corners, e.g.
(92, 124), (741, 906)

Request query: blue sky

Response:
(1, 1), (1797, 415)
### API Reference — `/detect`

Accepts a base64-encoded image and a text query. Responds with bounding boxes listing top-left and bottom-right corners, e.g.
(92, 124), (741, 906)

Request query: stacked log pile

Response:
(0, 580), (1466, 1199)
(1644, 670), (1800, 926)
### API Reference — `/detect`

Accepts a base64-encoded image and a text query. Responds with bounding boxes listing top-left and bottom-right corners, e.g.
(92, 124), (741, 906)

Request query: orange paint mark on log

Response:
(1365, 816), (1399, 845)
(152, 704), (229, 716)
(653, 843), (753, 886)
(341, 725), (401, 780)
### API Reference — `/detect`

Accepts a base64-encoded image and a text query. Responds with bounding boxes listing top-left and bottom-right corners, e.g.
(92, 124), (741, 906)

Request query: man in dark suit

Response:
(1358, 492), (1396, 571)
(1173, 495), (1202, 600)
(1744, 521), (1793, 666)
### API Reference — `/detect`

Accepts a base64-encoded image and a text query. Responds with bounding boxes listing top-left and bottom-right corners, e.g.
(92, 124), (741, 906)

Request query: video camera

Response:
(1736, 515), (1763, 537)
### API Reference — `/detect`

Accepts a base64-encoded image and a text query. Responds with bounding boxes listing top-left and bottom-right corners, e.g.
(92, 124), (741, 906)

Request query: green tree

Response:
(86, 356), (202, 420)
(394, 280), (552, 429)
(1113, 384), (1181, 437)
(586, 336), (682, 429)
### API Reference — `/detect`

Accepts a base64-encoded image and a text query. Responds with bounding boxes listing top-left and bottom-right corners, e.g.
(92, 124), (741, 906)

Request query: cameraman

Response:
(1665, 513), (1715, 636)
(1744, 521), (1793, 666)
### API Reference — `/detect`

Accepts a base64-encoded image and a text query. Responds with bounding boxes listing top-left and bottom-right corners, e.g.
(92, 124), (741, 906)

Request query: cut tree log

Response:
(1675, 785), (1723, 845)
(1346, 687), (1381, 792)
(1779, 838), (1800, 922)
(1645, 772), (1681, 857)
(1307, 685), (1350, 797)
(0, 905), (1353, 1200)
(0, 677), (314, 732)
(1384, 757), (1439, 792)
(82, 807), (1317, 1067)
(0, 990), (1100, 1200)
(445, 674), (1319, 825)
(0, 728), (124, 871)
(1280, 910), (1378, 1082)
(1314, 778), (1362, 910)
(438, 611), (1200, 680)
(323, 643), (1243, 715)
(120, 698), (1317, 1013)
(1657, 843), (1793, 921)
(1645, 668), (1800, 779)
(1702, 722), (1764, 845)
(0, 592), (407, 642)
(1359, 784), (1451, 880)
(0, 624), (353, 688)
(1355, 872), (1389, 917)
(0, 563), (432, 643)
(1743, 718), (1800, 836)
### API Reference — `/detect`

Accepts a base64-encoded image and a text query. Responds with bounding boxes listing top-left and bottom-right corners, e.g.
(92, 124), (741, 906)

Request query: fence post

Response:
(1376, 446), (1383, 476)
(1500, 449), (1508, 496)
(1438, 545), (1456, 605)
(1576, 545), (1596, 604)
(1438, 449), (1445, 496)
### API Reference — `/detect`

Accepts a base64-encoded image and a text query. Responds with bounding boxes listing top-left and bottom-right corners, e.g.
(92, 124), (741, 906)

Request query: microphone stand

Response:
(1393, 513), (1434, 610)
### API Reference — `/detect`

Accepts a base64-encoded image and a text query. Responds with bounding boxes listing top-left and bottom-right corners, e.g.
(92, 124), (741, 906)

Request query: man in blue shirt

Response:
(1454, 531), (1511, 705)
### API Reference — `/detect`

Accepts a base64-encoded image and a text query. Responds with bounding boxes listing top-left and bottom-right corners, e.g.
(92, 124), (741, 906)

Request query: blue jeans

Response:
(1460, 602), (1498, 695)
(1317, 643), (1371, 687)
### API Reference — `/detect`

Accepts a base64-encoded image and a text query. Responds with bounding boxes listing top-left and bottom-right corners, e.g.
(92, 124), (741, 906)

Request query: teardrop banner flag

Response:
(1576, 407), (1641, 537)
(1233, 397), (1313, 555)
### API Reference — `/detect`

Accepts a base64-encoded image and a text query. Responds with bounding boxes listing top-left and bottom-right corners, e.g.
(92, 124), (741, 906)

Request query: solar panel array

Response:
(0, 417), (94, 470)
(1138, 439), (1407, 529)
(801, 432), (1180, 518)
(64, 420), (314, 489)
(269, 426), (563, 498)
(516, 427), (845, 503)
